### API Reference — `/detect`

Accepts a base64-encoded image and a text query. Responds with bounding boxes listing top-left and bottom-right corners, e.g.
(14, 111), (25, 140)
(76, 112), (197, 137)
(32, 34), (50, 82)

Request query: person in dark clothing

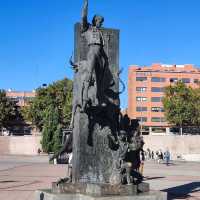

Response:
(151, 151), (154, 160)
(160, 151), (164, 160)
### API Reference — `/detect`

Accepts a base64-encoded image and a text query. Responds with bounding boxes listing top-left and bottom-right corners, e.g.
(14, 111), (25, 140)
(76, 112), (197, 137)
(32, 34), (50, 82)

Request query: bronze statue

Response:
(81, 0), (108, 111)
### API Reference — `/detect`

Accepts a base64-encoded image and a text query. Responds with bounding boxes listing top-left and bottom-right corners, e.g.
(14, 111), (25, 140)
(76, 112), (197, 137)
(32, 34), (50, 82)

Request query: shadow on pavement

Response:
(160, 162), (177, 166)
(144, 176), (165, 181)
(0, 180), (18, 183)
(0, 180), (40, 190)
(163, 182), (200, 200)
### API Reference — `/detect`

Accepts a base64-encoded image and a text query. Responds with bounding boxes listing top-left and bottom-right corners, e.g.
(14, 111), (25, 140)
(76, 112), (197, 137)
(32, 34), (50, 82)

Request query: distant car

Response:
(1, 128), (10, 136)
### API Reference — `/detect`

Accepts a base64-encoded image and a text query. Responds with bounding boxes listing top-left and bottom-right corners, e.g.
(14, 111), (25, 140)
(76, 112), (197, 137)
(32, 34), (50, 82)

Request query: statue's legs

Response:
(86, 46), (105, 107)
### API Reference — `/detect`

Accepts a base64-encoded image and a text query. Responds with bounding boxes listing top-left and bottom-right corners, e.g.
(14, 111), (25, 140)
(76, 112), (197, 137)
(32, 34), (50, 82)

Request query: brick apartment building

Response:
(128, 63), (200, 135)
(6, 90), (36, 107)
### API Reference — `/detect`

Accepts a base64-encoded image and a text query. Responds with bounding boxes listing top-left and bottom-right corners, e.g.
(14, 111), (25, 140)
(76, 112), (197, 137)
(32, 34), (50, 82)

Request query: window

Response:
(136, 72), (151, 76)
(152, 127), (166, 133)
(170, 78), (178, 83)
(151, 87), (164, 92)
(136, 87), (147, 92)
(10, 97), (23, 102)
(10, 98), (19, 104)
(136, 107), (147, 112)
(136, 117), (147, 122)
(11, 96), (23, 100)
(151, 107), (164, 112)
(161, 118), (166, 122)
(151, 97), (163, 102)
(194, 79), (199, 84)
(181, 78), (190, 83)
(151, 77), (166, 82)
(136, 77), (147, 81)
(136, 97), (147, 102)
(24, 97), (34, 100)
(151, 117), (166, 122)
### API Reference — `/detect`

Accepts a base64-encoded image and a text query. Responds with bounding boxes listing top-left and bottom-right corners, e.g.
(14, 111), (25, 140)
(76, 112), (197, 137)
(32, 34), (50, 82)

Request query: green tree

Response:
(163, 81), (196, 134)
(0, 90), (17, 129)
(22, 78), (72, 152)
(22, 78), (73, 130)
(53, 124), (62, 153)
(41, 106), (62, 153)
(190, 86), (200, 126)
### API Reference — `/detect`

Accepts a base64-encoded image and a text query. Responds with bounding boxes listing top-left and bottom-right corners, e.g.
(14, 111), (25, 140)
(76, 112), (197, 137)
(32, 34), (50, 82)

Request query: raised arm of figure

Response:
(81, 0), (89, 32)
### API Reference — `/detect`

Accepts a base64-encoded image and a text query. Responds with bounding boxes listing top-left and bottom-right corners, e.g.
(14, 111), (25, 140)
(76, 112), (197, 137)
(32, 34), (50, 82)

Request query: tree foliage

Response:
(0, 90), (17, 129)
(22, 78), (73, 152)
(22, 78), (73, 130)
(163, 81), (200, 128)
(41, 106), (61, 153)
(53, 124), (62, 153)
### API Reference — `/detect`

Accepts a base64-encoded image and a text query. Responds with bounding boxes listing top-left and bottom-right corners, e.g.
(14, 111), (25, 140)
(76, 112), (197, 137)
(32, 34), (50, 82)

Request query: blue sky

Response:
(1, 0), (200, 109)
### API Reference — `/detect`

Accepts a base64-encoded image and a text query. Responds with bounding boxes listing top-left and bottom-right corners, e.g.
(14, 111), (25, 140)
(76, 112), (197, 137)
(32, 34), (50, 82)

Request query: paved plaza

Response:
(0, 155), (199, 200)
(144, 161), (200, 200)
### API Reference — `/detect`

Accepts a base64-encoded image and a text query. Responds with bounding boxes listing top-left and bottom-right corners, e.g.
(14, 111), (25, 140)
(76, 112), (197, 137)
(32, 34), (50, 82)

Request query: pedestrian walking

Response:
(37, 148), (41, 155)
(139, 150), (145, 176)
(164, 149), (170, 166)
(151, 151), (154, 160)
(160, 151), (164, 160)
(157, 150), (163, 164)
(147, 148), (151, 160)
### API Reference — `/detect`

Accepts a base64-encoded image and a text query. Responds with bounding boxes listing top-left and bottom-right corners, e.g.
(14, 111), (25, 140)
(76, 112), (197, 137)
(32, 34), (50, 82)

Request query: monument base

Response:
(35, 182), (167, 200)
(35, 189), (167, 200)
(51, 182), (149, 196)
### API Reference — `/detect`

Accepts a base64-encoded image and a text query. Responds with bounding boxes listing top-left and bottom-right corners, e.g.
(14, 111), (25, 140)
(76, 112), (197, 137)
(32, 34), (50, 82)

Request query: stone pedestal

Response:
(52, 182), (149, 196)
(35, 189), (167, 200)
(35, 182), (167, 200)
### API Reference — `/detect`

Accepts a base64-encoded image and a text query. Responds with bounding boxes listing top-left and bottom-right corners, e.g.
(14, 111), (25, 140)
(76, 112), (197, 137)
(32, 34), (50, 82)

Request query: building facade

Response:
(128, 64), (200, 135)
(6, 90), (36, 107)
(3, 90), (36, 135)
